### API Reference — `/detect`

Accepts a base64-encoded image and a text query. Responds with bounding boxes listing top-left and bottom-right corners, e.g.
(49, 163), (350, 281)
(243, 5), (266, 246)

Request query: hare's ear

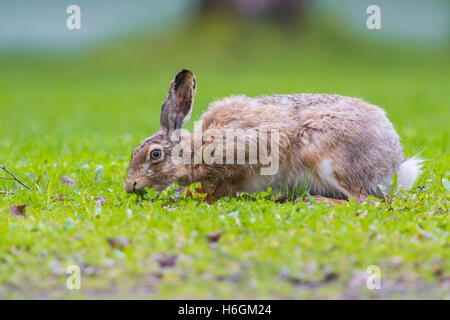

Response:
(160, 69), (196, 133)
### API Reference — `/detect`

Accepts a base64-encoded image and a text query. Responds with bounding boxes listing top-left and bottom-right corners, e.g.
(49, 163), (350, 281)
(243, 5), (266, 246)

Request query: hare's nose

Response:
(125, 179), (148, 194)
(124, 180), (137, 193)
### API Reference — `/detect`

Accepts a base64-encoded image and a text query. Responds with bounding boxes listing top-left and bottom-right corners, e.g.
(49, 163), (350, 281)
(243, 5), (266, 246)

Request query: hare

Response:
(124, 69), (422, 202)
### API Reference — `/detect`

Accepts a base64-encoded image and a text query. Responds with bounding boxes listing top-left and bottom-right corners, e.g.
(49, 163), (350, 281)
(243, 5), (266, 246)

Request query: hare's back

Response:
(201, 93), (386, 131)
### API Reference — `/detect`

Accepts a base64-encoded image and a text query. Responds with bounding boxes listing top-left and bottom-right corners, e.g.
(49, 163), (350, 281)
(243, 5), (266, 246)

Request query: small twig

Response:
(81, 189), (91, 215)
(0, 191), (14, 194)
(0, 165), (32, 191)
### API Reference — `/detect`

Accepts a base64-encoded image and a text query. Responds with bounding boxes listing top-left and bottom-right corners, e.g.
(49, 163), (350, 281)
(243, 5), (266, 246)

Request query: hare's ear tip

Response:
(178, 68), (193, 73)
(176, 69), (195, 77)
(174, 69), (196, 87)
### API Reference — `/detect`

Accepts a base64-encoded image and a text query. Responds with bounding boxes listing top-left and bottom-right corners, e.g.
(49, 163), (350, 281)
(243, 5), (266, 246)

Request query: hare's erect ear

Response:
(160, 69), (196, 133)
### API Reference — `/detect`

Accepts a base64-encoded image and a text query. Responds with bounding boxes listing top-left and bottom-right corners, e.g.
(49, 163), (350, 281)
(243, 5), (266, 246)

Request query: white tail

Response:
(397, 156), (424, 190)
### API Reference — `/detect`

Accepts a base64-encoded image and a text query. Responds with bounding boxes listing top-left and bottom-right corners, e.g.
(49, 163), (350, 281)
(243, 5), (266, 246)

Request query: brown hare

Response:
(124, 69), (422, 202)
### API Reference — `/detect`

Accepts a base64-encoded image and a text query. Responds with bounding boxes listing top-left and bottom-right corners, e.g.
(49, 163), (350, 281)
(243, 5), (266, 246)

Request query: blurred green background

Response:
(1, 0), (448, 160)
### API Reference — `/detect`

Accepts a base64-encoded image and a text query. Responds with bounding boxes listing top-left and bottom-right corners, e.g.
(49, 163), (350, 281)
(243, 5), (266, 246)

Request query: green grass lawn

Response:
(0, 17), (449, 299)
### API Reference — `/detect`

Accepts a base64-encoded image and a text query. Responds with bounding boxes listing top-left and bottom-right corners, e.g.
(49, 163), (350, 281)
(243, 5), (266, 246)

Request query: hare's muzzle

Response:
(124, 178), (148, 194)
(124, 180), (135, 193)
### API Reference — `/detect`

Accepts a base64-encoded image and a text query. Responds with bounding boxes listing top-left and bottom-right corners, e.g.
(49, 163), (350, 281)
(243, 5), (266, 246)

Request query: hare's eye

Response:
(150, 149), (162, 161)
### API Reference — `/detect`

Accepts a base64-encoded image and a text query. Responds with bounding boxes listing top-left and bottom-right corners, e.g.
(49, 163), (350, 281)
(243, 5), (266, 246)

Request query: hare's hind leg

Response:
(316, 159), (370, 203)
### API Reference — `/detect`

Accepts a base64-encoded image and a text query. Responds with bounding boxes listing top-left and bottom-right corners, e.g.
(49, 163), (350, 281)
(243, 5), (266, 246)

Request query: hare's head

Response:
(124, 69), (196, 194)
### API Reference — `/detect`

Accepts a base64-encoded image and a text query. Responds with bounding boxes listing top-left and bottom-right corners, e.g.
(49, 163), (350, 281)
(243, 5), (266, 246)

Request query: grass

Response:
(0, 15), (449, 299)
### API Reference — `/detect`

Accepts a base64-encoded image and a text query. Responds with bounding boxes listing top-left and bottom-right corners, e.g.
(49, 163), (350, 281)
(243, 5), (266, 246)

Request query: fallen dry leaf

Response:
(193, 186), (215, 202)
(107, 235), (130, 250)
(153, 253), (177, 269)
(205, 231), (222, 243)
(10, 205), (27, 217)
(53, 194), (73, 202)
(194, 186), (205, 194)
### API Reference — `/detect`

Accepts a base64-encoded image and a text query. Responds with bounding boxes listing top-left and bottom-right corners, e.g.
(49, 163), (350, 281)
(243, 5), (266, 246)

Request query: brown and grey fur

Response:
(124, 69), (423, 202)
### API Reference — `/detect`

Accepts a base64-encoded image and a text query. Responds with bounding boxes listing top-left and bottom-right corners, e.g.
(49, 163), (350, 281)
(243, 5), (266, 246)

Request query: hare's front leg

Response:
(210, 182), (239, 200)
